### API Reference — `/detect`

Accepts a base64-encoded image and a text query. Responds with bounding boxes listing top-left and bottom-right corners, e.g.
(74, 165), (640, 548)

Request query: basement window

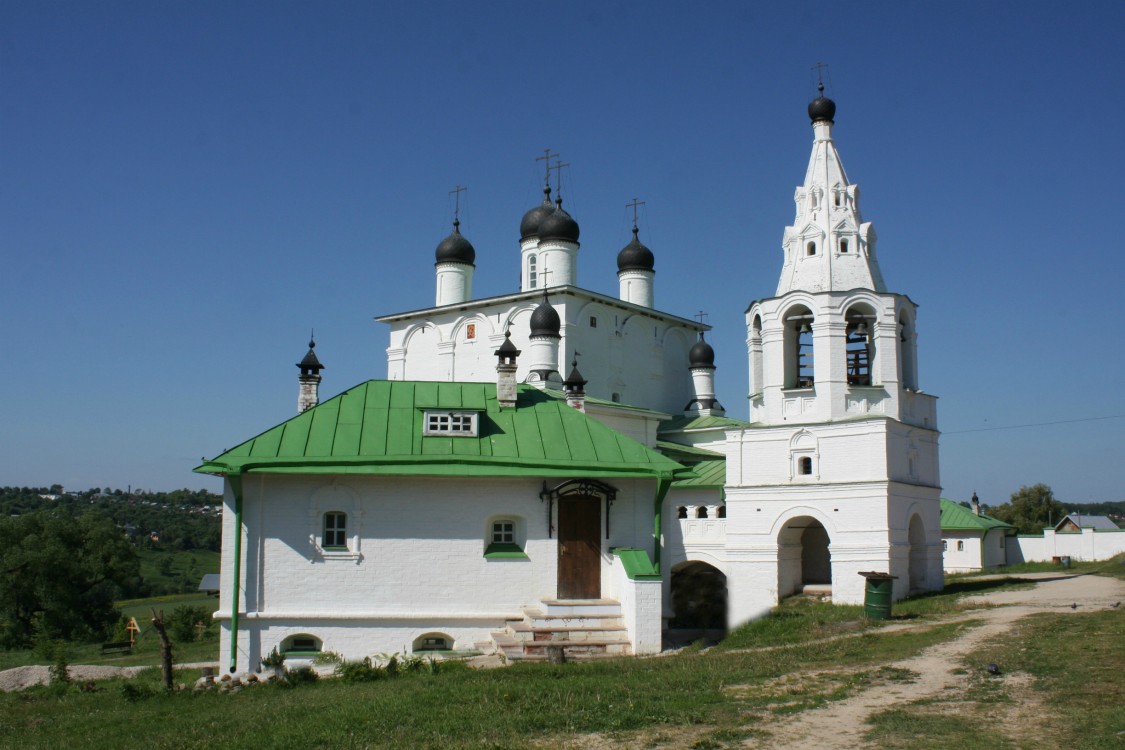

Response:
(484, 517), (528, 559)
(423, 411), (479, 437)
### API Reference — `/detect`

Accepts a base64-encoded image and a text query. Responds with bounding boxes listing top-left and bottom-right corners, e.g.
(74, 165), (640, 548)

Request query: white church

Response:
(197, 86), (943, 673)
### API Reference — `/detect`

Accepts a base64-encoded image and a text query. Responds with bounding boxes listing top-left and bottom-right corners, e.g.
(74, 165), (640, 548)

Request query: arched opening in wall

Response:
(412, 632), (455, 653)
(669, 561), (727, 642)
(908, 514), (928, 594)
(899, 312), (918, 391)
(695, 506), (709, 519)
(783, 306), (815, 388)
(527, 254), (537, 289)
(281, 634), (322, 655)
(677, 506), (688, 519)
(777, 516), (831, 599)
(845, 304), (877, 387)
(717, 504), (726, 518)
(806, 241), (816, 256)
(839, 238), (849, 253)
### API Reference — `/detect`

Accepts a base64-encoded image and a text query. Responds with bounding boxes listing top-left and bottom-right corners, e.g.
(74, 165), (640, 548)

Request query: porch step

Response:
(490, 599), (632, 661)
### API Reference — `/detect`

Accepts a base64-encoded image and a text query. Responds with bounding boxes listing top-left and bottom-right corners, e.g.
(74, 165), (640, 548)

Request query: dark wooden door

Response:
(557, 495), (601, 599)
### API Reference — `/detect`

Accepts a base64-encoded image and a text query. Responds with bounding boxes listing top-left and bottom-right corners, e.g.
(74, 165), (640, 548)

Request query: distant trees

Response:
(0, 512), (139, 648)
(989, 484), (1069, 535)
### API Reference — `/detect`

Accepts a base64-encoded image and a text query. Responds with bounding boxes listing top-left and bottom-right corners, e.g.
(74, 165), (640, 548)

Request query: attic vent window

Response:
(424, 411), (479, 437)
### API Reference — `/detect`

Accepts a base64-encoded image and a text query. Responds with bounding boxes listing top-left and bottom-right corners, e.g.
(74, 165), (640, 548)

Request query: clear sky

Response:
(2, 1), (1123, 506)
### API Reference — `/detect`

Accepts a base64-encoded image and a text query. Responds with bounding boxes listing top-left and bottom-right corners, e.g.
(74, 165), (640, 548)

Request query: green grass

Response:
(0, 593), (220, 671)
(865, 607), (1125, 749)
(0, 619), (966, 750)
(136, 548), (220, 594)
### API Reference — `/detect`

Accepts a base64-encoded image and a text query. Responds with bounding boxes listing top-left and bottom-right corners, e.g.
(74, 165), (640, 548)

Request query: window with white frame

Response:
(491, 519), (514, 544)
(528, 254), (537, 288)
(956, 540), (964, 551)
(424, 411), (479, 436)
(323, 511), (347, 549)
(484, 516), (527, 559)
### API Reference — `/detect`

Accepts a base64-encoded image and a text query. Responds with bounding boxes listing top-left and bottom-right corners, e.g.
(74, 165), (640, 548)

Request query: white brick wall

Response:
(217, 473), (661, 671)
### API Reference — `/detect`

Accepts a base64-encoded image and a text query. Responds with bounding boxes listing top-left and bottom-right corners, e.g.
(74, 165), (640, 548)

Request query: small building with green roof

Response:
(940, 498), (1015, 573)
(196, 379), (692, 672)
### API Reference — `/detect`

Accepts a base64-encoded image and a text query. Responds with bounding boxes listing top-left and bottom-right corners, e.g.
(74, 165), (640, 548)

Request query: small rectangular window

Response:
(323, 512), (347, 548)
(590, 316), (597, 327)
(956, 540), (964, 552)
(424, 411), (479, 436)
(492, 520), (514, 544)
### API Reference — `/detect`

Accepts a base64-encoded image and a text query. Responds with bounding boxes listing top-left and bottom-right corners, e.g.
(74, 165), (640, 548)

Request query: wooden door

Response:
(557, 495), (601, 599)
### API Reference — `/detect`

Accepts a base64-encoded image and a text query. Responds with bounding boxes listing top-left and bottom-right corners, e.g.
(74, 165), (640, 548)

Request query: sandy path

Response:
(746, 573), (1125, 749)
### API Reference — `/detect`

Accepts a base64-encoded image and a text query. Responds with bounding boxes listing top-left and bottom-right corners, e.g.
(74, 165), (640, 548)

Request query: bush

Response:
(335, 657), (385, 683)
(165, 605), (213, 642)
(283, 666), (319, 686)
(260, 646), (285, 669)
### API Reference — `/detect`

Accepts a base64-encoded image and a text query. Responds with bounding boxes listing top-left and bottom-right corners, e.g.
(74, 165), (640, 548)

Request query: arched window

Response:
(749, 314), (764, 396)
(323, 512), (347, 549)
(798, 457), (813, 475)
(784, 307), (815, 389)
(696, 506), (709, 519)
(716, 505), (726, 519)
(845, 319), (872, 386)
(677, 506), (688, 519)
(282, 634), (322, 654)
(413, 632), (454, 652)
(806, 241), (816, 256)
(839, 238), (849, 253)
(527, 254), (537, 288)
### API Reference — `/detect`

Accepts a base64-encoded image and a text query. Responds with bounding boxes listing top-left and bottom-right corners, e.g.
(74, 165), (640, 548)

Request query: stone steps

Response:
(490, 598), (632, 661)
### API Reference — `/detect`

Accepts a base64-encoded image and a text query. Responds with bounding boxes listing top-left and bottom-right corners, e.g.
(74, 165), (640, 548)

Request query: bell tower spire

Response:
(776, 82), (885, 296)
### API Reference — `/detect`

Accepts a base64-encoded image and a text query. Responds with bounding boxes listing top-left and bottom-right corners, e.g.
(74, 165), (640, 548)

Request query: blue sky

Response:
(2, 1), (1123, 506)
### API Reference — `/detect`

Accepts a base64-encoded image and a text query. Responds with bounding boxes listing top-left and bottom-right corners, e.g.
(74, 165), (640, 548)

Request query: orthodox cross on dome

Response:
(449, 184), (466, 225)
(812, 61), (830, 94)
(548, 158), (570, 202)
(694, 310), (710, 325)
(536, 148), (559, 189)
(626, 197), (646, 230)
(539, 267), (554, 290)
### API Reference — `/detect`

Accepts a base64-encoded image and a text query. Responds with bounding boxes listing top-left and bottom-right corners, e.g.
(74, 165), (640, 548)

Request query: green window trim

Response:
(321, 545), (349, 552)
(484, 542), (528, 560)
(282, 649), (323, 657)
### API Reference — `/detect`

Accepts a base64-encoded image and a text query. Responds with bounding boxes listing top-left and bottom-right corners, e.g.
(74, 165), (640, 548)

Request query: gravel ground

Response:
(0, 662), (218, 692)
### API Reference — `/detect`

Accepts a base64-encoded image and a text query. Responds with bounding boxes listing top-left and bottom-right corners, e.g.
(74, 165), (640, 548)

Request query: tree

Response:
(989, 484), (1068, 535)
(0, 511), (139, 648)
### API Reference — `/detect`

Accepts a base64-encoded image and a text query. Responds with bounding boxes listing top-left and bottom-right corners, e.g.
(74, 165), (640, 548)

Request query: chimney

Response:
(563, 353), (588, 412)
(297, 335), (324, 414)
(495, 331), (521, 409)
(971, 492), (980, 516)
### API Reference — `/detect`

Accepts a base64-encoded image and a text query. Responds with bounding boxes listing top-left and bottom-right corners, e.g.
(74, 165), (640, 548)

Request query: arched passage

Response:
(669, 561), (727, 632)
(777, 516), (831, 598)
(908, 514), (928, 594)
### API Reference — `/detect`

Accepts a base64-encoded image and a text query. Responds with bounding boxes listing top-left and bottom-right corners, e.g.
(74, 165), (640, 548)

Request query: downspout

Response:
(652, 477), (672, 572)
(227, 473), (244, 674)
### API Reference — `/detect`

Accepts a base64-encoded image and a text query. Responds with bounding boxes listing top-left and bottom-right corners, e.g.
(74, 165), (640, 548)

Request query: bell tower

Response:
(724, 82), (943, 625)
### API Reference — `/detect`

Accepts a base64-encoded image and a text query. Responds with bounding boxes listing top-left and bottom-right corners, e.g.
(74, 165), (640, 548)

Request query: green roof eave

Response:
(194, 455), (689, 480)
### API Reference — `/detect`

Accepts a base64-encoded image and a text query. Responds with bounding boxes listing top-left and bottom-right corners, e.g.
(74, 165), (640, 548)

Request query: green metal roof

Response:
(659, 414), (750, 433)
(940, 499), (1015, 533)
(195, 380), (691, 481)
(656, 440), (724, 460)
(670, 459), (726, 489)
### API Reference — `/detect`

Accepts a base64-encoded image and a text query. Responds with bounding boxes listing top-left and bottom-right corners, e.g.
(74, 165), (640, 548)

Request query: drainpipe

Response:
(227, 473), (244, 674)
(652, 477), (671, 571)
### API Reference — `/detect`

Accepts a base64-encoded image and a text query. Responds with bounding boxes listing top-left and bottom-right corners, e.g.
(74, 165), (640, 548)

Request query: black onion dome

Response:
(538, 202), (580, 243)
(520, 186), (554, 240)
(434, 220), (476, 265)
(688, 334), (715, 368)
(529, 298), (561, 338)
(808, 90), (836, 123)
(617, 226), (655, 272)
